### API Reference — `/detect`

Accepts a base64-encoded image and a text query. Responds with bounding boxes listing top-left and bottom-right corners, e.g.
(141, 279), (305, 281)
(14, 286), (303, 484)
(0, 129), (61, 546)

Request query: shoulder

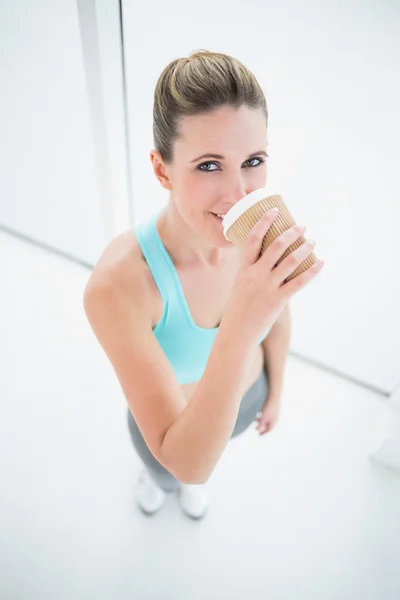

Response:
(84, 228), (156, 320)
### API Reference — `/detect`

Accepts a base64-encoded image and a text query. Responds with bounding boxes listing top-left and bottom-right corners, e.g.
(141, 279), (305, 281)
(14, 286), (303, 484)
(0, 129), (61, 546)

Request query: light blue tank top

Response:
(135, 211), (270, 385)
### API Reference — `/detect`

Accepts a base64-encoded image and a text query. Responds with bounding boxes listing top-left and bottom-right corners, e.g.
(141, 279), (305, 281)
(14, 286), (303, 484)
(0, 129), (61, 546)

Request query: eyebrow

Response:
(190, 150), (268, 163)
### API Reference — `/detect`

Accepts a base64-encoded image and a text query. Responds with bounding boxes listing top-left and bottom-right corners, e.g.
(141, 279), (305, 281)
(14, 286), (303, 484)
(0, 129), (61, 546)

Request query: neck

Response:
(157, 199), (239, 269)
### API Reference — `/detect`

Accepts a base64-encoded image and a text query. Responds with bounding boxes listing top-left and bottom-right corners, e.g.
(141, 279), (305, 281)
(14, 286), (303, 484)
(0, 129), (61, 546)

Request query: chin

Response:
(211, 229), (235, 249)
(216, 236), (234, 248)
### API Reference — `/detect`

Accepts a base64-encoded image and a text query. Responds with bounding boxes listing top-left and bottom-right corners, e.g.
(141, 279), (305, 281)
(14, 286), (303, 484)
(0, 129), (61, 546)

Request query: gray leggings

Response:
(126, 367), (269, 492)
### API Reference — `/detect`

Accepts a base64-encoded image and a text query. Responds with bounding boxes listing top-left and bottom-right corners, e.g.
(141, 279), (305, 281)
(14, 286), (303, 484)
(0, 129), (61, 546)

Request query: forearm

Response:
(262, 305), (292, 399)
(161, 318), (257, 485)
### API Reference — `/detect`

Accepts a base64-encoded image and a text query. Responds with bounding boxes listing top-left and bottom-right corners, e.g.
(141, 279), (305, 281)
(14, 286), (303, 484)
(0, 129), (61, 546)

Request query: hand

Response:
(225, 209), (324, 346)
(255, 395), (281, 435)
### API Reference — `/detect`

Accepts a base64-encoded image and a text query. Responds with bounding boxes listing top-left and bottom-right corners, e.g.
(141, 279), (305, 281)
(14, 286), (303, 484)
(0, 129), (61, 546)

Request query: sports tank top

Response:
(135, 211), (270, 385)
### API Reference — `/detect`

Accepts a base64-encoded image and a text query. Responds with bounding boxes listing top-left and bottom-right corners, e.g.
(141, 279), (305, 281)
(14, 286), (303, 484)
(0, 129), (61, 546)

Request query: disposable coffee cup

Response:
(222, 188), (318, 283)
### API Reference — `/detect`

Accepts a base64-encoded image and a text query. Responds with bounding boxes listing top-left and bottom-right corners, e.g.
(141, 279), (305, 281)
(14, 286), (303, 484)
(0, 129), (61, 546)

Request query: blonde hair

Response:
(153, 49), (268, 164)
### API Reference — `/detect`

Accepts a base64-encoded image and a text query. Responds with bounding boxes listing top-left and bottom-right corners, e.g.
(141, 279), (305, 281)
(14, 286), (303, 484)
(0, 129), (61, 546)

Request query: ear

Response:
(150, 150), (173, 191)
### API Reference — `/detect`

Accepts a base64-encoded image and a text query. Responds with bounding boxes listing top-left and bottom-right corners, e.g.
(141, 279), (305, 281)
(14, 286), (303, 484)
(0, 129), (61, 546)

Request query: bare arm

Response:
(83, 270), (256, 486)
(160, 316), (257, 484)
(261, 303), (291, 400)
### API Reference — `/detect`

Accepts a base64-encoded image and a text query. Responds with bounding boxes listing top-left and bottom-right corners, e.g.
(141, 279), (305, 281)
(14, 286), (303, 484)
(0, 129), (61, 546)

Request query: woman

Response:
(83, 50), (324, 520)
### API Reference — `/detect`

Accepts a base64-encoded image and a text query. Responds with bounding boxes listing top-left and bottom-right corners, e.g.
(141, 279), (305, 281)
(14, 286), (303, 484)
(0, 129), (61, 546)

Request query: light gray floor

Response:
(1, 229), (400, 600)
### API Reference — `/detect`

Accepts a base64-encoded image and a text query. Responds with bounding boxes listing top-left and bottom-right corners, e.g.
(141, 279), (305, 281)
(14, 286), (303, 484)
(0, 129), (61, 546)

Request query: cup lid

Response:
(222, 187), (280, 239)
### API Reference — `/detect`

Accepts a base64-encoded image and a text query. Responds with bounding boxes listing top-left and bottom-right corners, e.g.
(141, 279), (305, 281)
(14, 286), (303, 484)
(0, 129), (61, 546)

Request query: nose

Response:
(221, 179), (248, 207)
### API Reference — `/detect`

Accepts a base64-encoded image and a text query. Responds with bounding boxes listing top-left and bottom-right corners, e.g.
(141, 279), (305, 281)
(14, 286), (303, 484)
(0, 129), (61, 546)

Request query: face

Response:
(151, 104), (268, 247)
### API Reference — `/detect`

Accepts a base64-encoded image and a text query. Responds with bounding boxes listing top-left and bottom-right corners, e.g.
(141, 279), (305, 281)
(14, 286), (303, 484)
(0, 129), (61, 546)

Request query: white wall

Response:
(122, 0), (400, 394)
(0, 1), (105, 265)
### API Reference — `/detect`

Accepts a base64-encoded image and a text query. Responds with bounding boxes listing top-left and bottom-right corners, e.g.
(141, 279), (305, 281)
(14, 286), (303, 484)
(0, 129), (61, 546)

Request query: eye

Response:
(197, 155), (268, 172)
(245, 156), (267, 167)
(197, 162), (219, 172)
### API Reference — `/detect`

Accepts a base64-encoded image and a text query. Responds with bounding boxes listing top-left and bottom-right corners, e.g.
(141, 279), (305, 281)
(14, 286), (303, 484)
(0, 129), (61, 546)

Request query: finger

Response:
(260, 422), (271, 435)
(280, 259), (325, 300)
(258, 223), (307, 272)
(241, 209), (280, 267)
(272, 238), (316, 283)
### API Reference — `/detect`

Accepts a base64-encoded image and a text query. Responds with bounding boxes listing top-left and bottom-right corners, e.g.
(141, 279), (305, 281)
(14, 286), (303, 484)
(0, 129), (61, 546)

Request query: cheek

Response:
(252, 167), (268, 189)
(182, 174), (214, 207)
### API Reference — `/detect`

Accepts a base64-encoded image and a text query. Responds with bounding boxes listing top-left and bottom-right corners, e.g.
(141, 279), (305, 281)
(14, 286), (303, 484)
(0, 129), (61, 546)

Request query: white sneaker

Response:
(135, 469), (166, 515)
(177, 483), (209, 519)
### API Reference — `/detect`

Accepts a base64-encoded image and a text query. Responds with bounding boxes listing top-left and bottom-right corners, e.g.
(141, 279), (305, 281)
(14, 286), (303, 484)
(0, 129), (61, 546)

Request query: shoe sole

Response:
(184, 509), (209, 520)
(136, 501), (163, 516)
